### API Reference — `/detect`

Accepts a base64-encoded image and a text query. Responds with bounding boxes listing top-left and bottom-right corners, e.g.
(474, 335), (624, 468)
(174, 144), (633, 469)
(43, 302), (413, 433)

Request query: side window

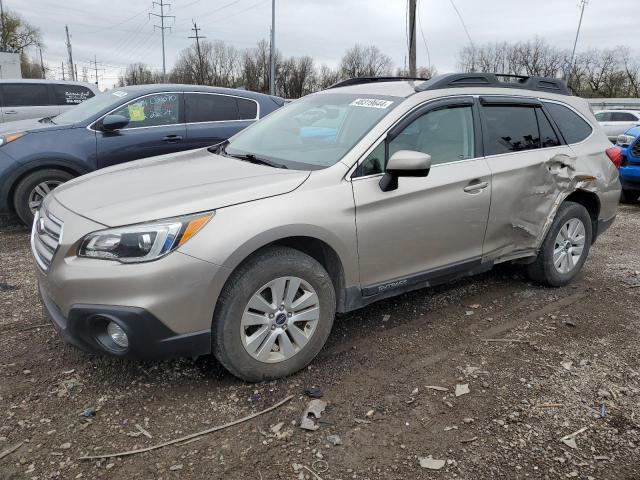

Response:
(185, 93), (239, 123)
(3, 83), (50, 107)
(482, 105), (540, 156)
(360, 105), (475, 175)
(594, 112), (610, 122)
(543, 102), (593, 144)
(611, 112), (637, 122)
(536, 109), (561, 148)
(53, 85), (95, 105)
(111, 93), (181, 128)
(237, 97), (258, 120)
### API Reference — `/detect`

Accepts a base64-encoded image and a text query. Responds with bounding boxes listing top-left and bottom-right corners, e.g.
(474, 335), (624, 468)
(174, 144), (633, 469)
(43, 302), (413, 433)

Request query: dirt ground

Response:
(1, 204), (639, 480)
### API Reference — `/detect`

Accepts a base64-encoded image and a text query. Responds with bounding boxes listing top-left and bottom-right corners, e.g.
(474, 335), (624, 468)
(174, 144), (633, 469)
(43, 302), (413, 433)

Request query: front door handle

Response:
(463, 181), (489, 193)
(162, 135), (183, 143)
(4, 110), (17, 115)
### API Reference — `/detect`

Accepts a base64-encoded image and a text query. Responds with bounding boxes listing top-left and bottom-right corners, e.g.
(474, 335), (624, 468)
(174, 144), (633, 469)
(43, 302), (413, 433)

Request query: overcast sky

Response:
(12, 0), (640, 89)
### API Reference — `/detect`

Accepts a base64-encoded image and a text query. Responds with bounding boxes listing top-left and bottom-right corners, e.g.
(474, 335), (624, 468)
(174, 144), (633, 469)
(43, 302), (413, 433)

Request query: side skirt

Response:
(341, 257), (494, 313)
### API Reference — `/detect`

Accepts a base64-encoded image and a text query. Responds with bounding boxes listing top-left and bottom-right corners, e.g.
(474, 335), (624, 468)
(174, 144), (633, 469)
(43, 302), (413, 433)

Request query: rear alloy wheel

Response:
(13, 169), (73, 226)
(526, 201), (592, 287)
(212, 246), (336, 382)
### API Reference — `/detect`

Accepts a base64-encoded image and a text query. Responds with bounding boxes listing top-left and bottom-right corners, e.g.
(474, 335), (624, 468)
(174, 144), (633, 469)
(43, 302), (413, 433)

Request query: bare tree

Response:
(1, 10), (41, 52)
(339, 44), (392, 78)
(118, 63), (161, 86)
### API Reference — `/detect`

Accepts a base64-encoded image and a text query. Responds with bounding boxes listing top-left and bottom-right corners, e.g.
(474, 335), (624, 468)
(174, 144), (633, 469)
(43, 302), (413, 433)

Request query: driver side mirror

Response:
(379, 150), (432, 192)
(102, 114), (130, 131)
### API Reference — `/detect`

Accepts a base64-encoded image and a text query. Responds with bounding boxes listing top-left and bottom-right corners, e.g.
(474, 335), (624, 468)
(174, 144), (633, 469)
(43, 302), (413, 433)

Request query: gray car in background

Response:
(0, 79), (98, 122)
(32, 73), (620, 382)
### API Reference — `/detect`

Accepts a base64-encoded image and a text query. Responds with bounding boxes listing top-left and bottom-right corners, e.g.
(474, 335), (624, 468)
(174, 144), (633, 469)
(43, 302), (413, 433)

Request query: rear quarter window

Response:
(543, 102), (593, 144)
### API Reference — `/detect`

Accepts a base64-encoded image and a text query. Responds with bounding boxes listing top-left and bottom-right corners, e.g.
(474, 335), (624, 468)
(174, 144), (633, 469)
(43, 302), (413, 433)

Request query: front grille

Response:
(31, 207), (63, 272)
(631, 140), (640, 159)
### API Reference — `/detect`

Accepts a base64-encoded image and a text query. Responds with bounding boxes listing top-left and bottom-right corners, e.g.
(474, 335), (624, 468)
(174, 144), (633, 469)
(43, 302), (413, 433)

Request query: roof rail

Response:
(415, 73), (571, 96)
(327, 76), (430, 89)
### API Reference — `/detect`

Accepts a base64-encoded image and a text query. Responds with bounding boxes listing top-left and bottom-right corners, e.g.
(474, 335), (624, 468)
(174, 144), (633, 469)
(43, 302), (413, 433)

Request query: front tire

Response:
(212, 246), (336, 382)
(526, 201), (592, 287)
(13, 169), (73, 226)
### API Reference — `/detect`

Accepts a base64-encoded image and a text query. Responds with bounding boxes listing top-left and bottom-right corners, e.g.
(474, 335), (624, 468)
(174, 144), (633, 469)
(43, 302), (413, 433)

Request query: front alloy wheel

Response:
(28, 180), (64, 214)
(241, 277), (320, 363)
(212, 246), (336, 382)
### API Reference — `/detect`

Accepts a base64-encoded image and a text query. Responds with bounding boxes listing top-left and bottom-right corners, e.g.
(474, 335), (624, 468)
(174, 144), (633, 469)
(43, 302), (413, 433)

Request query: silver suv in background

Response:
(32, 73), (620, 382)
(0, 79), (98, 122)
(594, 109), (640, 142)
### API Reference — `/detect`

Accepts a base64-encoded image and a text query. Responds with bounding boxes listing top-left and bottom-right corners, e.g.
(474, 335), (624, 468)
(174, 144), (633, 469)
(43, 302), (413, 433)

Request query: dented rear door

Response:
(480, 97), (577, 262)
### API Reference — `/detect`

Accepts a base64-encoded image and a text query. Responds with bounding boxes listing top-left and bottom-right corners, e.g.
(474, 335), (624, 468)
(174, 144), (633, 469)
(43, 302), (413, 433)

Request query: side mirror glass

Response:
(379, 150), (432, 192)
(102, 114), (130, 131)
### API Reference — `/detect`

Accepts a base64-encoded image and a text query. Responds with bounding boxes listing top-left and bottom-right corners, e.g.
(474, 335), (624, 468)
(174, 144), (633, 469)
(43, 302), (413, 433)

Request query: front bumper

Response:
(33, 196), (232, 359)
(40, 283), (211, 358)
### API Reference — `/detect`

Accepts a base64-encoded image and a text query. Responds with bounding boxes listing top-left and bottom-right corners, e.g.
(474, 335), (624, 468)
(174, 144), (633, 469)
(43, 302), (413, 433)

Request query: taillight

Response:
(605, 147), (623, 169)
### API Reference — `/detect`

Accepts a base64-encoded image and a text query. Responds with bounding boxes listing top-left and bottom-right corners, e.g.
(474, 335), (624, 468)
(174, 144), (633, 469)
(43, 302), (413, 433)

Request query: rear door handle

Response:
(162, 135), (183, 143)
(4, 110), (17, 115)
(463, 181), (489, 193)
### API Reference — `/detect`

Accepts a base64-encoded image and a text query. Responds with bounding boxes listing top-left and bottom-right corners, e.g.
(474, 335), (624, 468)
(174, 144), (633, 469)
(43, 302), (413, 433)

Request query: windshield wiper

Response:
(38, 116), (56, 124)
(230, 153), (288, 169)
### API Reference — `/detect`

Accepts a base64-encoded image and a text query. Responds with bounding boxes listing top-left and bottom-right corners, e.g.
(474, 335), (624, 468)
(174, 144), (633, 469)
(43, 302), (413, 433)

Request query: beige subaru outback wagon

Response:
(32, 73), (621, 381)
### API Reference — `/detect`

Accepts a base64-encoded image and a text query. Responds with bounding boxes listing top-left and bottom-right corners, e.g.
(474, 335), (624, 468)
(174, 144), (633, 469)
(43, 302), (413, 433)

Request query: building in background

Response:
(0, 52), (21, 79)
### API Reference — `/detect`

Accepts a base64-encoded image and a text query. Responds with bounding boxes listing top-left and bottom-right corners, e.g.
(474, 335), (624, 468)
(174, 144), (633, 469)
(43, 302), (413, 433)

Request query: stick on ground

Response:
(79, 395), (294, 460)
(0, 441), (24, 461)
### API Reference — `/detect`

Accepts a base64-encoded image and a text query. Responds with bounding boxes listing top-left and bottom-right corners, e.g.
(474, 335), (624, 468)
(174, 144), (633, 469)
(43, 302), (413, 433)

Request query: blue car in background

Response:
(0, 84), (284, 225)
(616, 126), (640, 203)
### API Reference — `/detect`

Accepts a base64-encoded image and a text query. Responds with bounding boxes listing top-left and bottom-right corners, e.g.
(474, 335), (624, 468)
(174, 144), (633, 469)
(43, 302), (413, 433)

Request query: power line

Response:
(150, 0), (175, 82)
(417, 0), (431, 67)
(448, 0), (473, 49)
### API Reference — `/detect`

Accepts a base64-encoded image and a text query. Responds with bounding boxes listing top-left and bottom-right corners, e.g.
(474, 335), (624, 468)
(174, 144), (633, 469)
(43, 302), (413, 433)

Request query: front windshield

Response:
(225, 93), (400, 169)
(53, 89), (130, 125)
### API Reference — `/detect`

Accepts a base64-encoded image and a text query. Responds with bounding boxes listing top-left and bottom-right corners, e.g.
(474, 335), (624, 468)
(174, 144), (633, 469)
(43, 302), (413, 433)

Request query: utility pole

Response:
(269, 0), (275, 95)
(90, 55), (100, 87)
(150, 0), (174, 82)
(408, 0), (417, 77)
(566, 0), (588, 82)
(65, 25), (76, 81)
(39, 48), (45, 79)
(0, 0), (5, 51)
(61, 61), (65, 81)
(188, 21), (206, 85)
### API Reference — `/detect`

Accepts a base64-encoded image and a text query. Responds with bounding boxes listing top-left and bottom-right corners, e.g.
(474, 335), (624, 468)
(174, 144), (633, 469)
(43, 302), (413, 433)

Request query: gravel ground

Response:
(1, 204), (639, 480)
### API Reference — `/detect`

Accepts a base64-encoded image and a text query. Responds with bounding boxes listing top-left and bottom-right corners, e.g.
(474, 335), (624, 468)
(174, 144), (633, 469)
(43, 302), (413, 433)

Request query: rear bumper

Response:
(40, 282), (211, 359)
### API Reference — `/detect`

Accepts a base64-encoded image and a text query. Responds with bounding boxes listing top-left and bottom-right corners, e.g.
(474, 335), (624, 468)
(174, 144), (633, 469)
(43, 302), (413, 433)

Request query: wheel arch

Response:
(7, 160), (87, 213)
(218, 235), (349, 314)
(564, 188), (601, 243)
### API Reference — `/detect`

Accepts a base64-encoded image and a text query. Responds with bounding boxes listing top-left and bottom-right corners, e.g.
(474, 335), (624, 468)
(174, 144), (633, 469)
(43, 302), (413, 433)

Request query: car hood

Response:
(53, 148), (311, 226)
(0, 117), (73, 134)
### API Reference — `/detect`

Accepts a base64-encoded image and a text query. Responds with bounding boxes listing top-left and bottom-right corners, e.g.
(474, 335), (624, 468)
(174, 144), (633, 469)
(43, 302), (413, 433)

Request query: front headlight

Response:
(78, 212), (213, 263)
(0, 132), (26, 146)
(617, 134), (636, 146)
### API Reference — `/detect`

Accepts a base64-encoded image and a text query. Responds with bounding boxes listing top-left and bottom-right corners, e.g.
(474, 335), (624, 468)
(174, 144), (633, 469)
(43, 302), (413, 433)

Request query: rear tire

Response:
(13, 169), (73, 226)
(620, 189), (640, 204)
(212, 246), (336, 382)
(526, 201), (592, 287)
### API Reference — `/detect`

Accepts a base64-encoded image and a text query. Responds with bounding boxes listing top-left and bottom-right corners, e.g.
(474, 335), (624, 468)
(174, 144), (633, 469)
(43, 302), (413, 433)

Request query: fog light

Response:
(107, 321), (129, 348)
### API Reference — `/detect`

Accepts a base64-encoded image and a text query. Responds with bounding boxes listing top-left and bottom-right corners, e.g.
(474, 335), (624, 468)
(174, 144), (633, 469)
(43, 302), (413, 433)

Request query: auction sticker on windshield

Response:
(350, 98), (394, 109)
